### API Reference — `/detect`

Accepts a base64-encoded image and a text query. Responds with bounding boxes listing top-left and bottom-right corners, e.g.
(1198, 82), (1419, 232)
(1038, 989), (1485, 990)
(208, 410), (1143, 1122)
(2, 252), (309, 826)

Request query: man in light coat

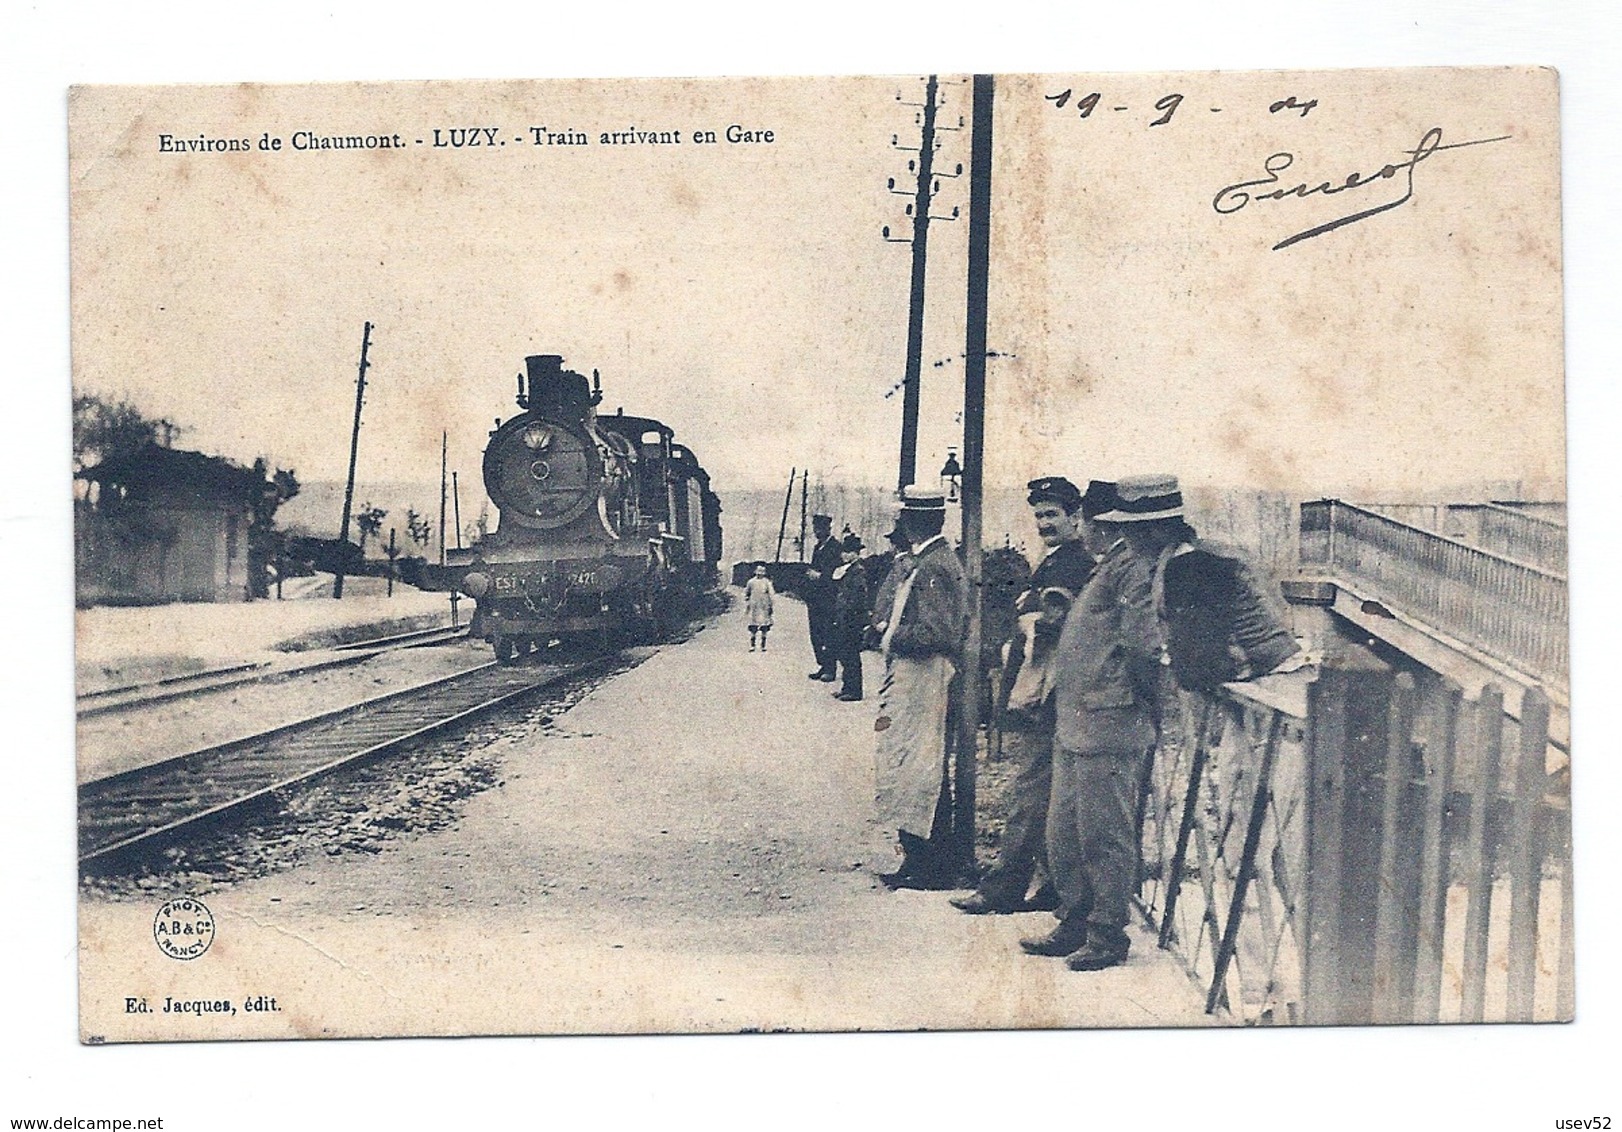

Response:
(872, 486), (966, 890)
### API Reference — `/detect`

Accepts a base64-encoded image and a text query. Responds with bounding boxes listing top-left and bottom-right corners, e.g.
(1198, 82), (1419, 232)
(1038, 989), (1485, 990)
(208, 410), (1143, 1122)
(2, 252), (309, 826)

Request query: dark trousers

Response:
(977, 728), (1053, 905)
(1047, 745), (1144, 953)
(808, 597), (837, 673)
(838, 639), (863, 698)
(897, 775), (955, 881)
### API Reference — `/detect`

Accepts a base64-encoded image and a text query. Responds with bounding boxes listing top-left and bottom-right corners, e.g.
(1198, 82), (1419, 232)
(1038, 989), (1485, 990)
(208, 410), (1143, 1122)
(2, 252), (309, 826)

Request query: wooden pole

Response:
(386, 527), (397, 597)
(897, 75), (941, 491)
(439, 431), (448, 567)
(452, 471), (464, 550)
(953, 72), (993, 875)
(798, 469), (809, 563)
(775, 467), (796, 563)
(333, 321), (372, 599)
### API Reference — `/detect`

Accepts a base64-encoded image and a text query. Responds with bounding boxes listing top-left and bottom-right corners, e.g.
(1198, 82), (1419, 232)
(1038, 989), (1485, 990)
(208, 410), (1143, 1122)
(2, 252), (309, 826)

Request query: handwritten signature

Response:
(1212, 126), (1510, 250)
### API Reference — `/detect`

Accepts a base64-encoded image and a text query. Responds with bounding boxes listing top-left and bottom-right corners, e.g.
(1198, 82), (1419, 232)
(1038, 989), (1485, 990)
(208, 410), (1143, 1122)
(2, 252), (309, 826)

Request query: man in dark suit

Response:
(804, 513), (843, 681)
(1021, 476), (1164, 971)
(951, 476), (1109, 915)
(832, 533), (870, 702)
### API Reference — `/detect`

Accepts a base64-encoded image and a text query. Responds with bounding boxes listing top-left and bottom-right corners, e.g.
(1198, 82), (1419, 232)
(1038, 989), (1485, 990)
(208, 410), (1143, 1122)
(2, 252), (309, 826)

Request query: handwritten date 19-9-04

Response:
(1213, 126), (1511, 251)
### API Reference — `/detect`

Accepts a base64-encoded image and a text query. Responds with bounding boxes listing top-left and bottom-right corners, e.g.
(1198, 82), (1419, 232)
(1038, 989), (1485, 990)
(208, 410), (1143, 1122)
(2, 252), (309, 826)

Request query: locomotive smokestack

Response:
(523, 354), (591, 421)
(525, 354), (565, 387)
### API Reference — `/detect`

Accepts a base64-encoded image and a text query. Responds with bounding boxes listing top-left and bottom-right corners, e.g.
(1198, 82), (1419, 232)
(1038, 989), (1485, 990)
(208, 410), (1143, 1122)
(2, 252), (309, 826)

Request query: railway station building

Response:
(74, 444), (269, 606)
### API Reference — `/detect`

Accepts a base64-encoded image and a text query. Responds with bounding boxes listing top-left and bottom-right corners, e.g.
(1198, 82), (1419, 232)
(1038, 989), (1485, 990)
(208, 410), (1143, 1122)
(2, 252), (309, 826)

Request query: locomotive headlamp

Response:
(460, 571), (490, 598)
(521, 424), (554, 450)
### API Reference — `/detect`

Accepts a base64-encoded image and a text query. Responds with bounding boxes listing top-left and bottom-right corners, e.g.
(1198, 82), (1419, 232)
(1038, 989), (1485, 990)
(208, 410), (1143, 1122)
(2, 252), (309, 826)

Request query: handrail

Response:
(1301, 500), (1568, 685)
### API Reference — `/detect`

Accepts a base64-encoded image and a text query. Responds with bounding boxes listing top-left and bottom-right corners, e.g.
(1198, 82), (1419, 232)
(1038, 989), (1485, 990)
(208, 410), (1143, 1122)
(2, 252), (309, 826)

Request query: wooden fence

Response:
(1139, 658), (1573, 1025)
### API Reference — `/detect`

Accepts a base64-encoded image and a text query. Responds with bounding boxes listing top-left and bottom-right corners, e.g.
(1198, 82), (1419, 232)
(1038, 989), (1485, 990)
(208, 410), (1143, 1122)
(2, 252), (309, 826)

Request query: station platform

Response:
(74, 579), (454, 695)
(78, 589), (1212, 1040)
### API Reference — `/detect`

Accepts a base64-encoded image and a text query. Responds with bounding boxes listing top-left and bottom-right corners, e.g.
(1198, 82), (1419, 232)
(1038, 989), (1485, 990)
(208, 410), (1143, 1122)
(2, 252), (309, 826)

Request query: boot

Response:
(1019, 916), (1091, 956)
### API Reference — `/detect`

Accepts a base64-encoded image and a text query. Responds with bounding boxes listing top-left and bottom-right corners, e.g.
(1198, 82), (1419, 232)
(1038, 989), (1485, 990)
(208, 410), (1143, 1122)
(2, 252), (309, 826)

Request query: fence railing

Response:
(1474, 503), (1568, 573)
(1300, 500), (1568, 686)
(1138, 661), (1574, 1025)
(1493, 499), (1567, 523)
(1138, 678), (1308, 1022)
(1362, 501), (1567, 573)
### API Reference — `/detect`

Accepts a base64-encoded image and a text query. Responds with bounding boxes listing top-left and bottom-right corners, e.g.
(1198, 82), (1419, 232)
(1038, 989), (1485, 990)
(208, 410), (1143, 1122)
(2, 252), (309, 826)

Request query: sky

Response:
(69, 69), (1565, 501)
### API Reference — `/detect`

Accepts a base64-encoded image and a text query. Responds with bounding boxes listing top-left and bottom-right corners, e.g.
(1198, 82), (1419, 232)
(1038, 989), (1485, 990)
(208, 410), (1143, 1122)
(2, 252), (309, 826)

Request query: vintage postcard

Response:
(71, 67), (1567, 1041)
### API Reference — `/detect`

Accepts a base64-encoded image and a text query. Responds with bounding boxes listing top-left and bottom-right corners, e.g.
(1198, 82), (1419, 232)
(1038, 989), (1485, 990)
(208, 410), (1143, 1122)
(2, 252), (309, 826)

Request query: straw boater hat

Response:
(898, 485), (947, 513)
(1095, 474), (1184, 523)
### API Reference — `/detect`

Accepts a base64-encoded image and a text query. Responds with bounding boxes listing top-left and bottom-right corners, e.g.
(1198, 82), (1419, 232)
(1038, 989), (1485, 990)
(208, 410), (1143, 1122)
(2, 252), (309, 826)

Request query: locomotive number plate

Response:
(490, 569), (600, 594)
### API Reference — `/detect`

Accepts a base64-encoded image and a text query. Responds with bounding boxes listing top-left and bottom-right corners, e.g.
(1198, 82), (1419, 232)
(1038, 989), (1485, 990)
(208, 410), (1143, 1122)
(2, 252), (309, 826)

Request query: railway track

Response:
(76, 623), (469, 718)
(78, 652), (604, 867)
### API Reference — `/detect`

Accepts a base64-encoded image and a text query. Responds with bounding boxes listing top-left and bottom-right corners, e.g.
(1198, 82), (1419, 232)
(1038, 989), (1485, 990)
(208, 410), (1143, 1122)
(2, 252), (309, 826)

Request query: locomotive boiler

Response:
(431, 354), (721, 661)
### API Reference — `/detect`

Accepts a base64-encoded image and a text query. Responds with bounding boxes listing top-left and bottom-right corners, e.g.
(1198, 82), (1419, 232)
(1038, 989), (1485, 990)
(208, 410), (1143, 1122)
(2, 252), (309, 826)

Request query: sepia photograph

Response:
(67, 65), (1571, 1042)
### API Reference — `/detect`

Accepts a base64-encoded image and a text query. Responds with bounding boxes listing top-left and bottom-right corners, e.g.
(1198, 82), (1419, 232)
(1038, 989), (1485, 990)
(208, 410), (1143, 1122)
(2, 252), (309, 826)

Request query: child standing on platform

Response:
(744, 563), (775, 652)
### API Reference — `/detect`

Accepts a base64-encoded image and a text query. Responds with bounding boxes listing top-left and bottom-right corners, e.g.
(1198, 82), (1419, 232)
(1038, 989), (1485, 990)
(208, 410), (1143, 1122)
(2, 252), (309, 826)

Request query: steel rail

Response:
(79, 654), (605, 865)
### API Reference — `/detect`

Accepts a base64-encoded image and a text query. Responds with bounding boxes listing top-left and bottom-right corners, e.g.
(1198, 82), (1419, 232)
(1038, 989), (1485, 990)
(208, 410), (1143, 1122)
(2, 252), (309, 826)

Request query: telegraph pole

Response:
(452, 471), (464, 550)
(439, 431), (448, 566)
(774, 467), (796, 563)
(797, 470), (809, 562)
(333, 321), (373, 600)
(897, 75), (940, 490)
(954, 74), (995, 874)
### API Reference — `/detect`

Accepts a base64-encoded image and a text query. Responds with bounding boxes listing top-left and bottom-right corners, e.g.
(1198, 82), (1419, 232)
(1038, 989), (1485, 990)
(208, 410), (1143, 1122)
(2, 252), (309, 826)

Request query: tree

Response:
(249, 458), (302, 598)
(404, 508), (433, 552)
(354, 503), (387, 557)
(72, 393), (182, 472)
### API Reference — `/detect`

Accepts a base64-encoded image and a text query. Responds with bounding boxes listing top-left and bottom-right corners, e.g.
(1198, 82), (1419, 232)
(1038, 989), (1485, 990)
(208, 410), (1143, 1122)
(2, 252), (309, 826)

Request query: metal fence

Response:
(1299, 500), (1568, 686)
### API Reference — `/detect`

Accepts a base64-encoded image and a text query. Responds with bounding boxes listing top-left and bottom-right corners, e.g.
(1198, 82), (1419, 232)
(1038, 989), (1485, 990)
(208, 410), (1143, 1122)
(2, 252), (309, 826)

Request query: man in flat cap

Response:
(952, 476), (1105, 916)
(873, 485), (966, 889)
(1021, 478), (1161, 971)
(804, 513), (843, 682)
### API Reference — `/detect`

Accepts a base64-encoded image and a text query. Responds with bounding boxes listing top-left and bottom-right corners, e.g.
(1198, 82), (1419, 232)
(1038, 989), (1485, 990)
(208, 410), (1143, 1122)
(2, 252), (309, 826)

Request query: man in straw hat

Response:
(872, 485), (966, 890)
(1020, 476), (1165, 971)
(951, 476), (1109, 916)
(1106, 474), (1301, 694)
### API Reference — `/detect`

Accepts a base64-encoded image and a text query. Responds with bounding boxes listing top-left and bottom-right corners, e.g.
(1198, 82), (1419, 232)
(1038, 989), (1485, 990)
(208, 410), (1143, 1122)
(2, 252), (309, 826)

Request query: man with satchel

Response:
(950, 477), (1109, 915)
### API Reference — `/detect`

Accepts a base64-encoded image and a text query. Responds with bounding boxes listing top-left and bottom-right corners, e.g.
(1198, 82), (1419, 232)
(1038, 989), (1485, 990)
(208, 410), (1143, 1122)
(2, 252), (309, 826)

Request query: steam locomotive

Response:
(427, 354), (722, 661)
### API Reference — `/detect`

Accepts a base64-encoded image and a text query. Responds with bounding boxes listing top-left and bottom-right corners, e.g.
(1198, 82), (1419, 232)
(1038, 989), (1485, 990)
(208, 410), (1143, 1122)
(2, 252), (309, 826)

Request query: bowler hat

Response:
(1095, 474), (1184, 522)
(842, 533), (865, 552)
